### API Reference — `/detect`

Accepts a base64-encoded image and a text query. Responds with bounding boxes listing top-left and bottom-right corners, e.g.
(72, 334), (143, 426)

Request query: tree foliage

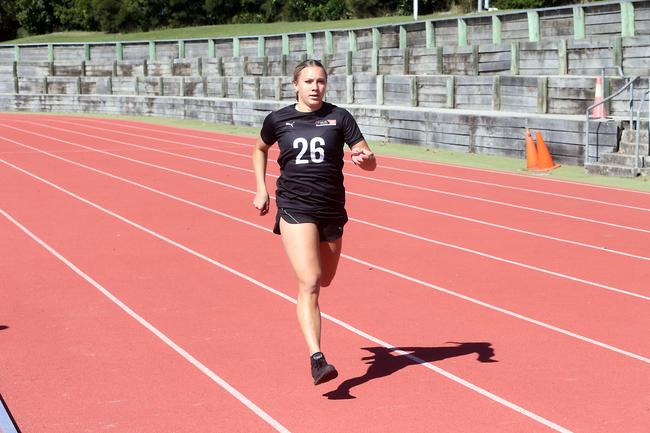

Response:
(1, 0), (588, 39)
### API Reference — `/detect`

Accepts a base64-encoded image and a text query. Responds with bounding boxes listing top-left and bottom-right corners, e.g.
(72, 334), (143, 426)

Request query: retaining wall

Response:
(0, 93), (618, 165)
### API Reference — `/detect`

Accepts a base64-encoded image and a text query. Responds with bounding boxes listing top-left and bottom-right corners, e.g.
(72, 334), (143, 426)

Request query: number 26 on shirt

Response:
(293, 137), (325, 164)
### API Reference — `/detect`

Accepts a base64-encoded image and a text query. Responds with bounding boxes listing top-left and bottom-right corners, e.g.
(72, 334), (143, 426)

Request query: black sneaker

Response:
(310, 352), (338, 385)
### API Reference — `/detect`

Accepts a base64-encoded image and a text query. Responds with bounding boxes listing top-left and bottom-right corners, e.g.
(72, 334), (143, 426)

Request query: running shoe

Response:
(310, 352), (338, 385)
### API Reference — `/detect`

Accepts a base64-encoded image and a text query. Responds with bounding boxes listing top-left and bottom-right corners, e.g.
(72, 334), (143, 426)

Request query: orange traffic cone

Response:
(533, 130), (560, 171)
(525, 128), (538, 170)
(593, 76), (606, 118)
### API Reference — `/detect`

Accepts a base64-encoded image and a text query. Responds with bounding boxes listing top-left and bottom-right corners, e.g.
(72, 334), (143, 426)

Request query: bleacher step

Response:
(585, 162), (647, 178)
(599, 153), (646, 167)
(619, 130), (650, 155)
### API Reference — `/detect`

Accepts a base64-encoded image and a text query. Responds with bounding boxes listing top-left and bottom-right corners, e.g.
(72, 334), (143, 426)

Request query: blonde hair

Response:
(293, 59), (327, 101)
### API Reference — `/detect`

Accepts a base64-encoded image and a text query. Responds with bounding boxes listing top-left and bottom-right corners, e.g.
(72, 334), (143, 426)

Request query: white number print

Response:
(293, 137), (325, 164)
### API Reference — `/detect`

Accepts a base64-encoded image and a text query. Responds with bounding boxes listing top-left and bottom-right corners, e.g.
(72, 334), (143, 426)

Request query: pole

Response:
(413, 0), (418, 20)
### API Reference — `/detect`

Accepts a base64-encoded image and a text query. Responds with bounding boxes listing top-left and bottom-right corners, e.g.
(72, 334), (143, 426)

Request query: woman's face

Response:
(294, 66), (327, 111)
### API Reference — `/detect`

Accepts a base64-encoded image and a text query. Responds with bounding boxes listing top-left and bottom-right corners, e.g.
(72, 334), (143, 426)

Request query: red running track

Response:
(1, 113), (649, 433)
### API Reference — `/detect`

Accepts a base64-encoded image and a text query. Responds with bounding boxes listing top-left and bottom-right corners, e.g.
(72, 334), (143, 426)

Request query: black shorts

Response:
(273, 208), (347, 241)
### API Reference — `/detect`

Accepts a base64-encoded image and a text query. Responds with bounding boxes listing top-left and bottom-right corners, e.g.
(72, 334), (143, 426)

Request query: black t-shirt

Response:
(260, 102), (364, 218)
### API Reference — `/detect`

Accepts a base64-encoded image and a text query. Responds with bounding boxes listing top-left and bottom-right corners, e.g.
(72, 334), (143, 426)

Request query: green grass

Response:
(6, 111), (648, 192)
(5, 13), (453, 44)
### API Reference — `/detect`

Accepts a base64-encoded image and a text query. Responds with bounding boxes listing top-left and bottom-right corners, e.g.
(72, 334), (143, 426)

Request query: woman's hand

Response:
(253, 191), (270, 216)
(351, 147), (376, 171)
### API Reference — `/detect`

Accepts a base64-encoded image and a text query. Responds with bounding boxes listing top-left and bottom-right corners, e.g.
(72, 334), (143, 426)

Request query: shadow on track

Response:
(0, 326), (8, 331)
(323, 342), (497, 400)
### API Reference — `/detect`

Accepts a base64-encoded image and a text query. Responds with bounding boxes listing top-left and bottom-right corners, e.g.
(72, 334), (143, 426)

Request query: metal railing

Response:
(584, 67), (639, 166)
(634, 86), (650, 175)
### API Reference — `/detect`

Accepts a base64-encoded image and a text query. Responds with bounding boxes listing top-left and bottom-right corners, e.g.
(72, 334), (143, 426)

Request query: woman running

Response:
(252, 59), (376, 385)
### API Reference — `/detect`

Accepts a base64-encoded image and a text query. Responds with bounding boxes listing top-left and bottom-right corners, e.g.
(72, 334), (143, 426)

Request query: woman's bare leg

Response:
(279, 219), (323, 355)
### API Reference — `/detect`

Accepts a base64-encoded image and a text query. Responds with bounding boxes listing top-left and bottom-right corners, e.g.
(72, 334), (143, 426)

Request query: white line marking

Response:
(0, 396), (19, 433)
(375, 164), (650, 212)
(15, 118), (650, 227)
(349, 217), (650, 301)
(3, 134), (649, 305)
(3, 157), (649, 367)
(0, 208), (291, 433)
(69, 116), (650, 204)
(5, 113), (650, 202)
(7, 122), (650, 240)
(0, 172), (574, 433)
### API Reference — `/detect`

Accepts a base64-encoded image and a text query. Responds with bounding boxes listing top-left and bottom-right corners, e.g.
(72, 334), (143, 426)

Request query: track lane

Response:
(8, 118), (649, 257)
(2, 143), (649, 432)
(7, 116), (650, 232)
(0, 212), (284, 433)
(29, 114), (650, 208)
(0, 153), (574, 433)
(2, 123), (648, 291)
(1, 132), (648, 356)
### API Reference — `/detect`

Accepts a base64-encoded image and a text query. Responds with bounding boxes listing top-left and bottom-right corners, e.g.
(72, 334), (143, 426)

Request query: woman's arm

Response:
(252, 137), (271, 215)
(350, 140), (377, 171)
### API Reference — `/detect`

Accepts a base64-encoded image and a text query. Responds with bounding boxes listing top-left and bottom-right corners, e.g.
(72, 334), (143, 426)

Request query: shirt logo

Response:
(285, 122), (295, 127)
(315, 119), (336, 127)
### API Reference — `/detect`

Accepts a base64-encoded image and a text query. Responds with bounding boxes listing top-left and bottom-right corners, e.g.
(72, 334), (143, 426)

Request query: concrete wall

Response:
(0, 93), (618, 165)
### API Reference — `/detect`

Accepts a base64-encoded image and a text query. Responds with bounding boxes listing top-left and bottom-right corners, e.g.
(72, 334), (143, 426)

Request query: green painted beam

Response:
(399, 26), (407, 50)
(376, 75), (384, 105)
(457, 18), (467, 47)
(573, 6), (585, 40)
(233, 37), (240, 57)
(258, 36), (265, 57)
(527, 11), (540, 42)
(149, 41), (156, 61)
(348, 30), (357, 52)
(492, 16), (502, 44)
(621, 2), (635, 37)
(325, 31), (333, 55)
(208, 39), (215, 57)
(48, 44), (54, 62)
(178, 40), (185, 59)
(425, 21), (435, 48)
(14, 46), (20, 61)
(83, 43), (91, 61)
(115, 42), (123, 61)
(282, 34), (289, 56)
(372, 28), (381, 51)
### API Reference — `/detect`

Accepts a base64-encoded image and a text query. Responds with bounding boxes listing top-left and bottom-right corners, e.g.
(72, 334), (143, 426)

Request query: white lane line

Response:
(68, 117), (650, 205)
(375, 164), (650, 213)
(0, 169), (574, 433)
(3, 157), (649, 367)
(3, 135), (649, 305)
(349, 217), (650, 301)
(0, 395), (19, 433)
(62, 117), (650, 227)
(6, 121), (650, 238)
(0, 208), (291, 433)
